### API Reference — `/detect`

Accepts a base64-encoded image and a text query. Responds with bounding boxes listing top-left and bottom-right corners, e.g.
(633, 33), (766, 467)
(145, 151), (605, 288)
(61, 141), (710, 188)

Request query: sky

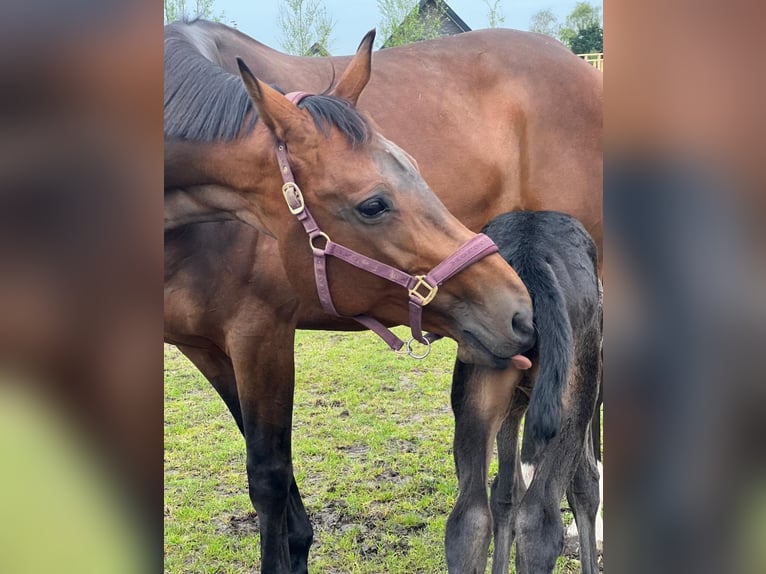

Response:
(212, 1), (582, 56)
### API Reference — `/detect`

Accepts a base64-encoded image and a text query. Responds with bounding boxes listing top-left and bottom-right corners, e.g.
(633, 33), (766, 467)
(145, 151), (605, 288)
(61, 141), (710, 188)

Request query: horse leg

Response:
(565, 437), (603, 556)
(446, 359), (523, 574)
(283, 474), (313, 574)
(177, 341), (312, 571)
(591, 278), (603, 463)
(566, 435), (601, 574)
(228, 322), (312, 574)
(514, 429), (573, 574)
(516, 335), (601, 573)
(489, 381), (531, 574)
(566, 324), (602, 574)
(176, 343), (244, 433)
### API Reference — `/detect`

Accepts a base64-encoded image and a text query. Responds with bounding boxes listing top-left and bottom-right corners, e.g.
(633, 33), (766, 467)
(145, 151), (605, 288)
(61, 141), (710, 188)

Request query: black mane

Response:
(164, 22), (370, 145)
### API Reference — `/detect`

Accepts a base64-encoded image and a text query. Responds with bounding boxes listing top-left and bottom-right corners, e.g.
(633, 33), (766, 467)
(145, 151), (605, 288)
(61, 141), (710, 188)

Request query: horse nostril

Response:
(512, 310), (535, 341)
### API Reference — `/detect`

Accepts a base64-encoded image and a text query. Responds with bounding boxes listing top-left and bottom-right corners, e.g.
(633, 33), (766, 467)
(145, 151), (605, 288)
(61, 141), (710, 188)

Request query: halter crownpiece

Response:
(276, 91), (500, 358)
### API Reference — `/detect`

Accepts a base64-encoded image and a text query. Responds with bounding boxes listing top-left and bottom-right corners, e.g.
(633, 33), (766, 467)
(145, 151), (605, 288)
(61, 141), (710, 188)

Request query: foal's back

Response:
(483, 210), (599, 332)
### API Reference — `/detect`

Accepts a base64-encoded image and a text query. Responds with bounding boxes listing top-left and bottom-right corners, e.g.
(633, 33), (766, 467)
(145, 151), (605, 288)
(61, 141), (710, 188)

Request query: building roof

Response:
(382, 0), (471, 48)
(308, 42), (330, 57)
(424, 0), (470, 33)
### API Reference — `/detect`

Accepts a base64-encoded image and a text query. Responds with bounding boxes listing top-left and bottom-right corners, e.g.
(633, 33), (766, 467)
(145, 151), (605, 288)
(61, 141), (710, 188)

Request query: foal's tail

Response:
(521, 258), (573, 454)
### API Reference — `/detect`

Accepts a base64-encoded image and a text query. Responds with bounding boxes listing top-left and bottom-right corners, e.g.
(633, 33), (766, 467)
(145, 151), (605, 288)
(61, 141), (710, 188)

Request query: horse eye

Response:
(356, 196), (390, 219)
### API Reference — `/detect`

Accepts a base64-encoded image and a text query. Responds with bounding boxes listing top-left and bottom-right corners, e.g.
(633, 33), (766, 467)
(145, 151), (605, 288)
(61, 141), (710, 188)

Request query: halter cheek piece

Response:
(277, 91), (500, 358)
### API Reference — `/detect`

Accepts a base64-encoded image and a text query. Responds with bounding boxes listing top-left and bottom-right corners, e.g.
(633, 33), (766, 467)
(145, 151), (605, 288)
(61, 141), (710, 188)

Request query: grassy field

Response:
(164, 329), (585, 573)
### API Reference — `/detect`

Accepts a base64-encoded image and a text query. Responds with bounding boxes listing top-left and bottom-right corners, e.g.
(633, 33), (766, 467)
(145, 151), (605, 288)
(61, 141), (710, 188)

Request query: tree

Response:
(278, 0), (335, 56)
(529, 2), (603, 53)
(483, 0), (505, 28)
(570, 23), (602, 54)
(558, 2), (602, 51)
(564, 2), (601, 32)
(164, 0), (224, 24)
(529, 8), (560, 38)
(377, 0), (444, 48)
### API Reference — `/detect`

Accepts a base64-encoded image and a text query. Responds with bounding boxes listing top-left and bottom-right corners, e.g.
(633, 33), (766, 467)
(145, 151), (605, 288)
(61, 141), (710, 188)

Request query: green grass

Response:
(165, 329), (583, 573)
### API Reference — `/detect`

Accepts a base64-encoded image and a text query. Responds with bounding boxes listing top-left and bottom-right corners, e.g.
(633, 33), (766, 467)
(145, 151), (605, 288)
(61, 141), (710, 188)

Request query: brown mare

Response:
(164, 20), (602, 573)
(165, 26), (537, 573)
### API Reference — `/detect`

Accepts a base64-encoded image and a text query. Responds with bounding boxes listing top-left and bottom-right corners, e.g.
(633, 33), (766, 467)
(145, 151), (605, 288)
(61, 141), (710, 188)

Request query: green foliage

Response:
(278, 0), (335, 56)
(529, 2), (603, 54)
(164, 0), (225, 24)
(483, 0), (505, 28)
(565, 1), (602, 32)
(529, 7), (559, 38)
(378, 0), (445, 48)
(570, 23), (603, 54)
(559, 2), (602, 51)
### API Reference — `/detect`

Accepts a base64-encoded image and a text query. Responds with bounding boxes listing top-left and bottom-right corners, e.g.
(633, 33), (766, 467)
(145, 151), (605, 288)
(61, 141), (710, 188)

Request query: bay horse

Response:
(164, 19), (602, 573)
(450, 211), (601, 573)
(165, 25), (538, 573)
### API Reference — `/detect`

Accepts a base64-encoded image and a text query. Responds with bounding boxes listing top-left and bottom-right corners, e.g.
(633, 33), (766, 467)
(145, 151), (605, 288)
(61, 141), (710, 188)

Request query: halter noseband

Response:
(277, 91), (499, 358)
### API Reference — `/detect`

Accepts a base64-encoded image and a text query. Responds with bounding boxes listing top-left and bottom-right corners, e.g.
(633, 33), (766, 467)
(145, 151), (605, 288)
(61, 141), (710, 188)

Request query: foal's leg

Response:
(516, 339), (601, 574)
(566, 436), (600, 574)
(565, 327), (602, 574)
(229, 322), (311, 574)
(446, 360), (522, 573)
(514, 427), (574, 574)
(489, 382), (531, 574)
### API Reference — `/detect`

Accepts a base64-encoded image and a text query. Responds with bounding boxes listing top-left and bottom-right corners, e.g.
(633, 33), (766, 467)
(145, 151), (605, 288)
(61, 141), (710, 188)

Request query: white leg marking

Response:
(566, 516), (579, 538)
(521, 462), (535, 489)
(596, 460), (604, 551)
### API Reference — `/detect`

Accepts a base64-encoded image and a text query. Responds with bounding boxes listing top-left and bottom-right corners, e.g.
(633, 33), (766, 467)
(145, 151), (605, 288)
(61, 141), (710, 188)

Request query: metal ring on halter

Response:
(405, 337), (431, 359)
(309, 232), (331, 253)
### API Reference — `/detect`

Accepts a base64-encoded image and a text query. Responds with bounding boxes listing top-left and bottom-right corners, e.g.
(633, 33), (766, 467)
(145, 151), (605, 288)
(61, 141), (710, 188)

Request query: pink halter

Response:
(277, 92), (499, 358)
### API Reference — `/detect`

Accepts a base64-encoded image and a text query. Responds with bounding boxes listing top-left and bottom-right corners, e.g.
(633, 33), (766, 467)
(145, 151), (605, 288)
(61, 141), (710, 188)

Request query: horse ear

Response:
(237, 58), (310, 142)
(330, 29), (375, 106)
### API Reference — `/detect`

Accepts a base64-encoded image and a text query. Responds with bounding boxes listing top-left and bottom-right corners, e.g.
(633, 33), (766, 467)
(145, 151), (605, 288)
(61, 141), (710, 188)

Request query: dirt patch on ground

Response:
(337, 444), (370, 458)
(222, 512), (260, 536)
(311, 498), (421, 558)
(311, 498), (350, 532)
(221, 497), (424, 560)
(220, 505), (601, 570)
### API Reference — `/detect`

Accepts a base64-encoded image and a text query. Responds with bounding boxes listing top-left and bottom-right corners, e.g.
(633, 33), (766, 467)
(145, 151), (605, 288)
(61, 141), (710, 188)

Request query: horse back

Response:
(176, 22), (602, 249)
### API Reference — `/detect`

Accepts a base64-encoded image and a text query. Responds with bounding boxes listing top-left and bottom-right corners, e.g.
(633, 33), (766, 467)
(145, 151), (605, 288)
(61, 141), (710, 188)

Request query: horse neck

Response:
(164, 136), (283, 235)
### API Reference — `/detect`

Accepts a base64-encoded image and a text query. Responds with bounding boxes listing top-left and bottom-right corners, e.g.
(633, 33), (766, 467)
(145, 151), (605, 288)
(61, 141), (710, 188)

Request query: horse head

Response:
(164, 30), (534, 367)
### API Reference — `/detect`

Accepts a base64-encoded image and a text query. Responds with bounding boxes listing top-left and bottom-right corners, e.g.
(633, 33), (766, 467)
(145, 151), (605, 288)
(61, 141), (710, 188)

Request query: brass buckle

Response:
(282, 182), (305, 215)
(408, 275), (438, 306)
